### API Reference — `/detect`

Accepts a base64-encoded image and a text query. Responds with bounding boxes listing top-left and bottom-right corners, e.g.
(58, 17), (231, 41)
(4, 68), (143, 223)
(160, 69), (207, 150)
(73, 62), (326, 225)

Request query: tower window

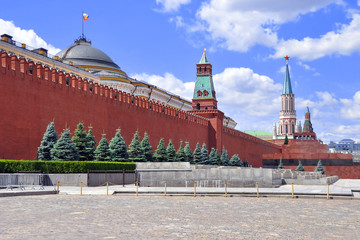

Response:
(196, 103), (200, 110)
(203, 90), (208, 96)
(204, 67), (207, 72)
(199, 67), (201, 73)
(197, 90), (202, 97)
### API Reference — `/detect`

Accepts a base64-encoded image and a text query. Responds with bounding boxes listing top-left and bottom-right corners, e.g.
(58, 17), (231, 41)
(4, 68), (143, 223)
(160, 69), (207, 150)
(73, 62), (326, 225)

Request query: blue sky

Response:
(1, 0), (360, 143)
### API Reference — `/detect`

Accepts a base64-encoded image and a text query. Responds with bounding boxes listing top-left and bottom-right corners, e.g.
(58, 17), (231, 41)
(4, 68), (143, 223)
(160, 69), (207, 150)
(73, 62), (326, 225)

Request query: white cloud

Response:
(156, 0), (191, 12)
(0, 19), (60, 55)
(272, 13), (360, 61)
(194, 0), (337, 52)
(340, 91), (360, 119)
(130, 72), (194, 100)
(213, 67), (282, 117)
(297, 61), (315, 71)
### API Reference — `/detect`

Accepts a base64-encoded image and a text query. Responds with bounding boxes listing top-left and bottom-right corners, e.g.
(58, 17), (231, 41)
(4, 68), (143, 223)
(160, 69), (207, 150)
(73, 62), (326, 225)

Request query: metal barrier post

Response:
(225, 182), (227, 197)
(164, 181), (167, 196)
(57, 181), (59, 194)
(291, 183), (294, 199)
(136, 181), (138, 196)
(122, 170), (125, 187)
(194, 182), (196, 197)
(106, 181), (109, 196)
(80, 182), (83, 196)
(256, 182), (259, 198)
(327, 183), (329, 200)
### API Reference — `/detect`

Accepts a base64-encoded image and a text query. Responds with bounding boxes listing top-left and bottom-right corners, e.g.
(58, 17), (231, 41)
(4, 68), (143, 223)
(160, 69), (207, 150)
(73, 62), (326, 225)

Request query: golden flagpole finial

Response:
(204, 48), (206, 52)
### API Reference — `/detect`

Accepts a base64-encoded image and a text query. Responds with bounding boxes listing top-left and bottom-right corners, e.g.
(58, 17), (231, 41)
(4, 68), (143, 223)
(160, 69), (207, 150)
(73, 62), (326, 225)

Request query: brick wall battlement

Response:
(0, 52), (209, 127)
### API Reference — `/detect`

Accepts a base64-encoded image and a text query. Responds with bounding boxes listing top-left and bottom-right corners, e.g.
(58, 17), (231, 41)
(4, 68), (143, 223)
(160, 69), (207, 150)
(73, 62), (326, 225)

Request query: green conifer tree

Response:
(209, 148), (215, 164)
(220, 147), (230, 166)
(184, 142), (193, 163)
(140, 132), (153, 162)
(166, 140), (176, 162)
(50, 128), (79, 161)
(37, 122), (58, 160)
(296, 160), (305, 171)
(278, 158), (284, 169)
(193, 142), (202, 164)
(284, 135), (289, 145)
(175, 141), (186, 162)
(94, 134), (111, 161)
(128, 131), (144, 162)
(315, 160), (325, 174)
(153, 138), (168, 162)
(230, 154), (242, 166)
(201, 143), (211, 164)
(213, 149), (221, 165)
(71, 122), (88, 161)
(85, 126), (97, 160)
(109, 129), (129, 162)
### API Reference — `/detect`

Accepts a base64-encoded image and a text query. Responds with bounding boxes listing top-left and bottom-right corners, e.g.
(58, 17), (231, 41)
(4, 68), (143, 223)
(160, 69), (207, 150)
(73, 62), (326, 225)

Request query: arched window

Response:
(197, 90), (202, 97)
(196, 103), (200, 110)
(203, 90), (208, 97)
(204, 67), (207, 72)
(199, 67), (202, 73)
(285, 124), (288, 134)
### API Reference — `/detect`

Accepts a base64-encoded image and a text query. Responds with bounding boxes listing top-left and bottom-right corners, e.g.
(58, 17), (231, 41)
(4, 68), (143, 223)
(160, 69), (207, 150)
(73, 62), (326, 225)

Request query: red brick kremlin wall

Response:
(0, 53), (281, 163)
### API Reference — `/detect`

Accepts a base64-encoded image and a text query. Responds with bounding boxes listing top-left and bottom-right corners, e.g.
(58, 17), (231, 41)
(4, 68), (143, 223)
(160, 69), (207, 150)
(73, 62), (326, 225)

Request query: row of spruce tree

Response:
(37, 122), (250, 167)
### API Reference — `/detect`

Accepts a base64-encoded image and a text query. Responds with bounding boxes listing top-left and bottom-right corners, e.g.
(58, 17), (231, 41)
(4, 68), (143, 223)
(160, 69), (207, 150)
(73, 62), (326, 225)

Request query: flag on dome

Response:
(83, 13), (89, 21)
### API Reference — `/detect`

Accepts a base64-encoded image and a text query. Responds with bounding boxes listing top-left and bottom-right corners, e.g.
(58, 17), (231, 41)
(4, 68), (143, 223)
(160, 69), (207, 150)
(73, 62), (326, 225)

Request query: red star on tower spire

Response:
(284, 55), (290, 61)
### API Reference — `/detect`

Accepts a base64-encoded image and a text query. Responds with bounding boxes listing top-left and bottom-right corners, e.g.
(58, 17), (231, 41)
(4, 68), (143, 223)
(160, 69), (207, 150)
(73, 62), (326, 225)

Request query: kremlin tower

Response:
(190, 49), (224, 150)
(273, 56), (317, 141)
(192, 49), (217, 111)
(273, 56), (297, 140)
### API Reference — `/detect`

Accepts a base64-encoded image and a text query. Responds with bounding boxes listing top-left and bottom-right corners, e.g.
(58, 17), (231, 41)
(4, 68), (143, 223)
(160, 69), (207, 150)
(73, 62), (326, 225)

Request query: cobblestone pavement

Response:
(0, 195), (359, 239)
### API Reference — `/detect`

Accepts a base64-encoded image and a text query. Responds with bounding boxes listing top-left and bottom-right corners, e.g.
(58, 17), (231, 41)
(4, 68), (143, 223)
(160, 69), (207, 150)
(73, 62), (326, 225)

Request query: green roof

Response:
(193, 75), (215, 99)
(242, 130), (273, 137)
(199, 50), (209, 64)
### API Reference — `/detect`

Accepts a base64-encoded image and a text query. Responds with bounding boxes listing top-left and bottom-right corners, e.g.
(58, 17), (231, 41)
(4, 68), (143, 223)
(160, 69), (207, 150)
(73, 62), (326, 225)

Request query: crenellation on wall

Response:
(1, 54), (212, 127)
(0, 54), (280, 162)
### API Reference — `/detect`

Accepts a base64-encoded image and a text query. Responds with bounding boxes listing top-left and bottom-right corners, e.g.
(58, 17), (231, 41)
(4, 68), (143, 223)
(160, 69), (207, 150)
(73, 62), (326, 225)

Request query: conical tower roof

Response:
(283, 56), (293, 94)
(199, 48), (209, 64)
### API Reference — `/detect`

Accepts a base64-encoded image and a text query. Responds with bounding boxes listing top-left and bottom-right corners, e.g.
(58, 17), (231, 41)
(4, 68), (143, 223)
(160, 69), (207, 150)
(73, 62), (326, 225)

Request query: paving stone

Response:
(0, 195), (359, 239)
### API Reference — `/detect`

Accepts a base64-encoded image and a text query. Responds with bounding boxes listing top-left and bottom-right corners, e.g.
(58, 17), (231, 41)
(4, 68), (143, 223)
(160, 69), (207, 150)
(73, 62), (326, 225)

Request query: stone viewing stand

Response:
(136, 162), (338, 188)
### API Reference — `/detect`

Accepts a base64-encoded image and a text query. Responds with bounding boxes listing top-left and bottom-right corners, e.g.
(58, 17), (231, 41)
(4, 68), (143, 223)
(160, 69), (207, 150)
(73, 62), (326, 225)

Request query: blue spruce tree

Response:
(50, 128), (79, 161)
(37, 122), (58, 160)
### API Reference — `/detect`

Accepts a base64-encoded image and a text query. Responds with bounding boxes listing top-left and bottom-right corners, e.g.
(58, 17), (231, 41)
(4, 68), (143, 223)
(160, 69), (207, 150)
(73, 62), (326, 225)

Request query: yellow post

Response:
(225, 182), (227, 197)
(80, 182), (83, 196)
(136, 181), (138, 196)
(106, 181), (109, 196)
(327, 183), (330, 200)
(194, 182), (196, 197)
(164, 181), (167, 196)
(292, 183), (294, 199)
(256, 182), (259, 198)
(56, 181), (59, 194)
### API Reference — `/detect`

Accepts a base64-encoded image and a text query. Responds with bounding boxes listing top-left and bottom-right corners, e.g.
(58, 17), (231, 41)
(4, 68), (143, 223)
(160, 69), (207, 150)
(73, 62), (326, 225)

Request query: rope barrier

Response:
(52, 180), (333, 200)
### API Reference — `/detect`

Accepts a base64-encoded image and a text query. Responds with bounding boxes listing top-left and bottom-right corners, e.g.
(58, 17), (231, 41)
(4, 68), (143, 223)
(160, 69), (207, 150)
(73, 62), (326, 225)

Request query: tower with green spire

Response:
(190, 49), (224, 151)
(192, 48), (217, 111)
(303, 104), (314, 133)
(278, 56), (297, 137)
